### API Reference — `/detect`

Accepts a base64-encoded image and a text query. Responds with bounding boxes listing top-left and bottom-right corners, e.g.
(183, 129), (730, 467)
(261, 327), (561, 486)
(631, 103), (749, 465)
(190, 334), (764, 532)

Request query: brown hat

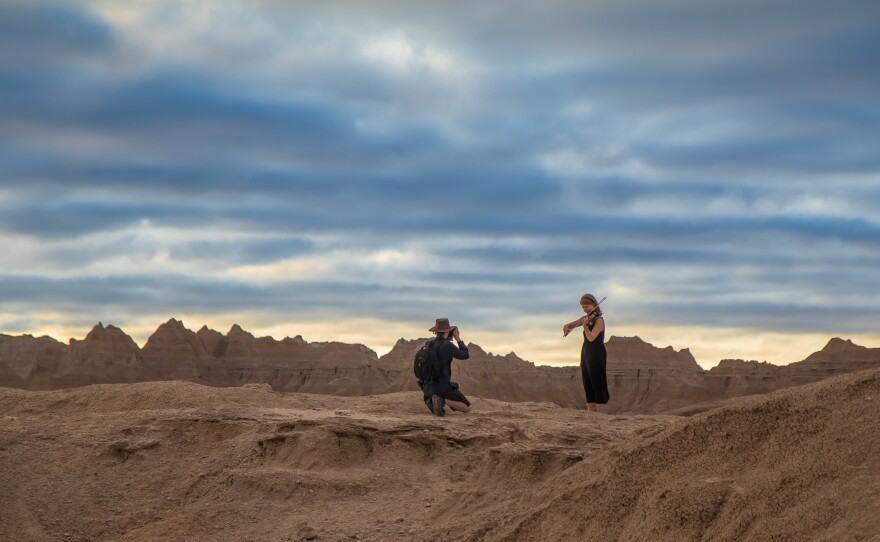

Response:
(429, 318), (457, 333)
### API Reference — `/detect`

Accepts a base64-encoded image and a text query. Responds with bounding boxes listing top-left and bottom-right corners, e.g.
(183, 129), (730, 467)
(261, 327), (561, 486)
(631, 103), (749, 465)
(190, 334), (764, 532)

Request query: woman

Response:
(563, 293), (609, 412)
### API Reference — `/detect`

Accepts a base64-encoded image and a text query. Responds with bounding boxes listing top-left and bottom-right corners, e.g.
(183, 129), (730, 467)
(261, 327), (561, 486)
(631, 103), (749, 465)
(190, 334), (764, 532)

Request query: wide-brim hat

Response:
(429, 318), (457, 333)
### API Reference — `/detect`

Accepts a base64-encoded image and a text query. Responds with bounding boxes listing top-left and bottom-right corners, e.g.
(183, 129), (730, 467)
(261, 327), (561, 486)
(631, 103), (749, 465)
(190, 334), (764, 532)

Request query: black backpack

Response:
(413, 340), (443, 382)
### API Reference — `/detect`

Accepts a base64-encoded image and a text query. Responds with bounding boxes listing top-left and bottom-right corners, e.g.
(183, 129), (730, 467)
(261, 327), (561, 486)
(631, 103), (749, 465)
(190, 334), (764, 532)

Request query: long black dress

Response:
(581, 318), (610, 405)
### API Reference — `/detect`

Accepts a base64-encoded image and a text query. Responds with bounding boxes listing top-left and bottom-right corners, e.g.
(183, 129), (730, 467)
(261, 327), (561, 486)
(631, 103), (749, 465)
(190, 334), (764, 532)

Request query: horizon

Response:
(7, 316), (875, 370)
(2, 1), (879, 369)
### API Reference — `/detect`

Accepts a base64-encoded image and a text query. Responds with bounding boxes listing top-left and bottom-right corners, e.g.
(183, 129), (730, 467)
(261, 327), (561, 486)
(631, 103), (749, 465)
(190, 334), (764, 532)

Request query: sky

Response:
(1, 0), (878, 368)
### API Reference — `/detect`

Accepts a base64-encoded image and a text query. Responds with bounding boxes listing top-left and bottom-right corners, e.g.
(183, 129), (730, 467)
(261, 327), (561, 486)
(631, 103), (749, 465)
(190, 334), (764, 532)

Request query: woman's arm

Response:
(583, 317), (605, 342)
(563, 316), (588, 337)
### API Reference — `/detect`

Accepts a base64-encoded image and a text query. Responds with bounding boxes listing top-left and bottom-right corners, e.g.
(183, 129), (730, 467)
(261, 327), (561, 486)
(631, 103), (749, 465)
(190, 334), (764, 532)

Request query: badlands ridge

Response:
(2, 318), (879, 414)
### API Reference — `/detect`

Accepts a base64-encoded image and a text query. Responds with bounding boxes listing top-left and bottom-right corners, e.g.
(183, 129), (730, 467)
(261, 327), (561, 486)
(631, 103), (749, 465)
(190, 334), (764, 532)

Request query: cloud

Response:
(171, 236), (315, 264)
(0, 2), (116, 62)
(1, 0), (879, 364)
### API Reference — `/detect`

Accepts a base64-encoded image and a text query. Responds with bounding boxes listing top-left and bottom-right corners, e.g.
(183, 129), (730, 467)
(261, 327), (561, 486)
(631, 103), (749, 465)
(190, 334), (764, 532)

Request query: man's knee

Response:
(447, 400), (471, 413)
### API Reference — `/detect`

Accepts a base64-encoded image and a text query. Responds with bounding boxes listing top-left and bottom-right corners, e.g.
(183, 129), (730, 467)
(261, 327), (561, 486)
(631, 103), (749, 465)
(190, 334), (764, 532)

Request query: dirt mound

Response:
(0, 381), (668, 541)
(485, 368), (880, 541)
(3, 368), (880, 540)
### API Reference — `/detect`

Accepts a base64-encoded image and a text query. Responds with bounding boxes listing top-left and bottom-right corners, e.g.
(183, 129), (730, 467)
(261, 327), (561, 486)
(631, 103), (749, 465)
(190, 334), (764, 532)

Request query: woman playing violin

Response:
(563, 293), (610, 412)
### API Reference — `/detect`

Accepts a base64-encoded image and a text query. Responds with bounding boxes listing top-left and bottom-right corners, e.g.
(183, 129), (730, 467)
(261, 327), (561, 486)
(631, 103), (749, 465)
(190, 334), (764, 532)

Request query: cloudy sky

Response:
(1, 0), (878, 367)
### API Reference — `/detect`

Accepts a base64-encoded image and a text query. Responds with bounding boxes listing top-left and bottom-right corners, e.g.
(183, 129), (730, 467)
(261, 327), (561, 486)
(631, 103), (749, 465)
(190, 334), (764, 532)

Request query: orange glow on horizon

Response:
(4, 314), (878, 370)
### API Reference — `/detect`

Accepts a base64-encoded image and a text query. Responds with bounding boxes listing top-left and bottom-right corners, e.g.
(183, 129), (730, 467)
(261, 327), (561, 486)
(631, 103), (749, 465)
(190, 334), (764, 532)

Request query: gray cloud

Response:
(1, 0), (879, 361)
(170, 237), (315, 264)
(0, 2), (115, 61)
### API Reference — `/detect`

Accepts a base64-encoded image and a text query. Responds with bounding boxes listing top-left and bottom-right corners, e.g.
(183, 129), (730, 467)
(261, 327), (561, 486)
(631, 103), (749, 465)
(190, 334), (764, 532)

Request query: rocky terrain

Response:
(1, 320), (878, 414)
(1, 367), (879, 541)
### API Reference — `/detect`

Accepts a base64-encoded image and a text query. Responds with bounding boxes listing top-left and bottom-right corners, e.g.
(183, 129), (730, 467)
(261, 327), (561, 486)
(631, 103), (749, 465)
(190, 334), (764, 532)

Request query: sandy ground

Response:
(0, 382), (668, 541)
(2, 369), (880, 541)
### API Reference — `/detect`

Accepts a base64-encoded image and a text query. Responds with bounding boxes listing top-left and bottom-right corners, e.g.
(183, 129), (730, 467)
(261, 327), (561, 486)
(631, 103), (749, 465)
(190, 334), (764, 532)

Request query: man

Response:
(420, 318), (471, 416)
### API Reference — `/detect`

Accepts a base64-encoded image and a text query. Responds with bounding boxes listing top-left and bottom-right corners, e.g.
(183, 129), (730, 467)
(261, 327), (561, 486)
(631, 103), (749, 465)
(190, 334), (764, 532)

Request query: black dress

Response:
(580, 319), (610, 405)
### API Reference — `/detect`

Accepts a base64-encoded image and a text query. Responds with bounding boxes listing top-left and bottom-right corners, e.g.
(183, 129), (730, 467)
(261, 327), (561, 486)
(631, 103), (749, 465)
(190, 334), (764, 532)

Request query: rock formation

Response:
(706, 338), (879, 393)
(141, 318), (209, 381)
(0, 359), (23, 388)
(0, 333), (67, 384)
(2, 324), (149, 390)
(1, 321), (878, 415)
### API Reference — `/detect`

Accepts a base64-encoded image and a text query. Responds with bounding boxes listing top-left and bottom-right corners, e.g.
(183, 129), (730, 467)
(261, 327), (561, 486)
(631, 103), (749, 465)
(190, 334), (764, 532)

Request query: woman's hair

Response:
(580, 293), (603, 317)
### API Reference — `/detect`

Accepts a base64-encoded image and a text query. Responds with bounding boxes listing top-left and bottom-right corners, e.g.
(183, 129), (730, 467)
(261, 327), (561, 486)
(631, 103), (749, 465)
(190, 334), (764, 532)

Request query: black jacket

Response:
(422, 338), (469, 393)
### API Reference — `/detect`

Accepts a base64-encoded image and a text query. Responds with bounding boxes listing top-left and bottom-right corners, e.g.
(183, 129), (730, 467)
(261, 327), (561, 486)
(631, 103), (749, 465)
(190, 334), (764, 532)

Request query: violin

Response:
(585, 296), (606, 325)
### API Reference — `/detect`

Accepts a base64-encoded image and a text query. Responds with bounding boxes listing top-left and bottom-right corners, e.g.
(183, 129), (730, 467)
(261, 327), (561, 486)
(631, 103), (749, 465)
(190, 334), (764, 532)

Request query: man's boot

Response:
(431, 394), (446, 417)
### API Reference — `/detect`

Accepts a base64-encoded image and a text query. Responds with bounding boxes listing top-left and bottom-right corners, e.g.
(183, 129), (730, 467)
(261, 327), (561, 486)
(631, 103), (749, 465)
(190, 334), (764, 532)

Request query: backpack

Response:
(413, 340), (443, 382)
